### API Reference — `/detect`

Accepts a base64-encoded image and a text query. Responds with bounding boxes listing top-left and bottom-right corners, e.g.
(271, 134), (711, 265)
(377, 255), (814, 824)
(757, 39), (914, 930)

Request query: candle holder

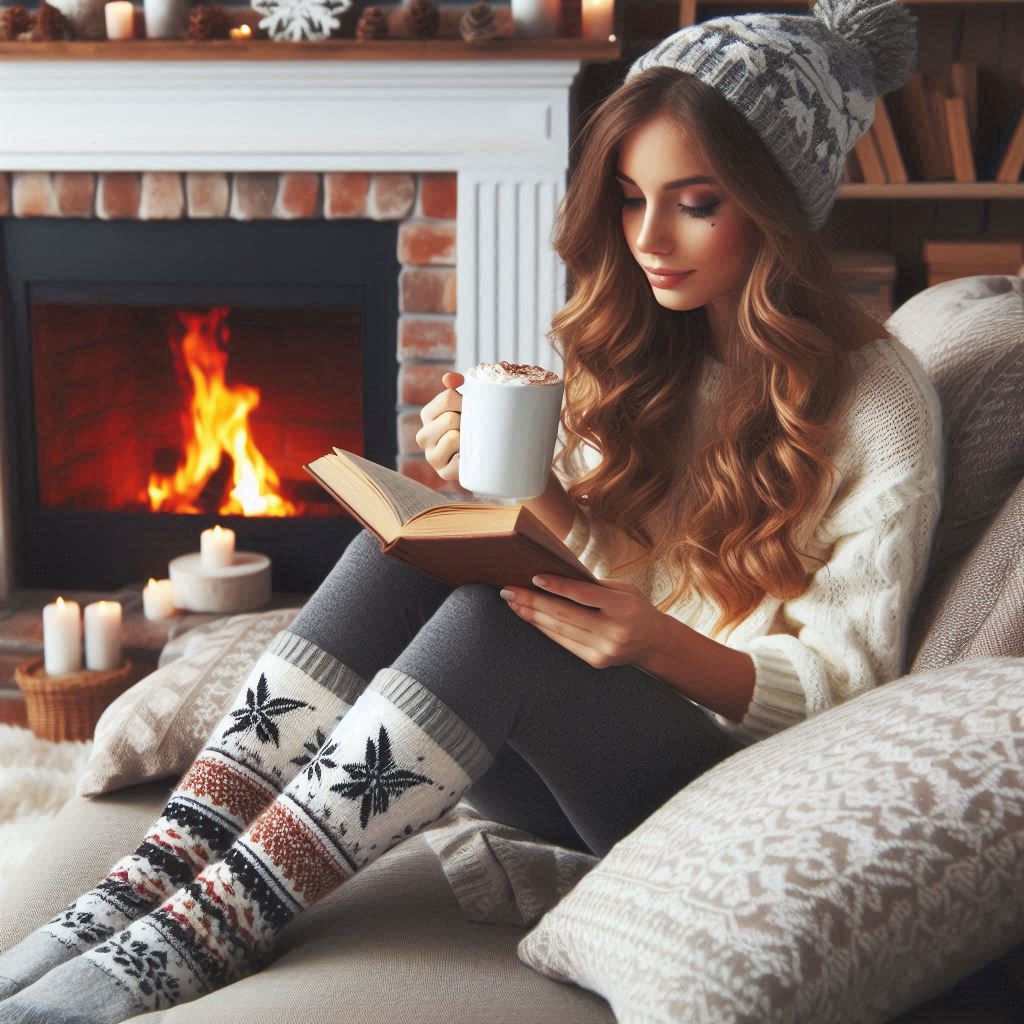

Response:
(169, 551), (272, 613)
(14, 658), (143, 743)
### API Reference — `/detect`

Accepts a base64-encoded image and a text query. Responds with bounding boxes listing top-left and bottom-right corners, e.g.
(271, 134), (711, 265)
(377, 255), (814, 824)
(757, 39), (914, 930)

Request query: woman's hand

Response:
(498, 575), (663, 670)
(415, 372), (464, 484)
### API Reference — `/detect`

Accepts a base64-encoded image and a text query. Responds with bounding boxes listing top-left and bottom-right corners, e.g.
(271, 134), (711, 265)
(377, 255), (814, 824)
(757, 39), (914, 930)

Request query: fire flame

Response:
(147, 307), (299, 517)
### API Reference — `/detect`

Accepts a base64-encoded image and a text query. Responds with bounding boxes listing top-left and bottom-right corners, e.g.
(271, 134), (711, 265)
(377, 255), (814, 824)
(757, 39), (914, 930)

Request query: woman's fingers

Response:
(442, 371), (465, 390)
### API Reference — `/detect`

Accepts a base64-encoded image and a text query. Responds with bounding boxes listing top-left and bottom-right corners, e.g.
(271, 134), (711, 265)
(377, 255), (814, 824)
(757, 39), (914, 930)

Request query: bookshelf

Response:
(839, 183), (1024, 199)
(662, 0), (1024, 305)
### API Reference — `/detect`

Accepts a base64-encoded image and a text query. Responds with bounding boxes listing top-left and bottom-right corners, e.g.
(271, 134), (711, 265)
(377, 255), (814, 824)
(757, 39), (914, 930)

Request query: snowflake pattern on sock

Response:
(222, 672), (311, 748)
(330, 725), (434, 828)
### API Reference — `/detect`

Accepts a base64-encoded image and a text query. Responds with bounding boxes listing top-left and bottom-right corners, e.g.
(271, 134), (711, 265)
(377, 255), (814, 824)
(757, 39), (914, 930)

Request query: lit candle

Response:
(105, 0), (134, 39)
(511, 0), (561, 37)
(43, 597), (82, 675)
(229, 23), (251, 39)
(84, 600), (123, 671)
(581, 0), (614, 40)
(143, 578), (177, 621)
(201, 525), (236, 571)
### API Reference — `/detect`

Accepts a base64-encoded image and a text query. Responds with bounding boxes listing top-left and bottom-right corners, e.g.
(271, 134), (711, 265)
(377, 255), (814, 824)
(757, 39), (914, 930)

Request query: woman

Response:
(0, 1), (942, 1019)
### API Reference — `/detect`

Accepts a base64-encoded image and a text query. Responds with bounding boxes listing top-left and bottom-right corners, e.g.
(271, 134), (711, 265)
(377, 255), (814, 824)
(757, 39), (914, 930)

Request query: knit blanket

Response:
(425, 803), (599, 926)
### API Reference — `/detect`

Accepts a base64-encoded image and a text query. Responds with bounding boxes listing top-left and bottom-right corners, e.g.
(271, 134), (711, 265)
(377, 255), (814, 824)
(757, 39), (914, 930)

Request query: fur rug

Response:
(0, 725), (93, 882)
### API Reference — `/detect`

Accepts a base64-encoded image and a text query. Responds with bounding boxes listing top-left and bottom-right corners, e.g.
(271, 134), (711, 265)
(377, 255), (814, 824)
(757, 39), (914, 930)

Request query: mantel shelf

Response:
(0, 37), (622, 61)
(838, 182), (1024, 199)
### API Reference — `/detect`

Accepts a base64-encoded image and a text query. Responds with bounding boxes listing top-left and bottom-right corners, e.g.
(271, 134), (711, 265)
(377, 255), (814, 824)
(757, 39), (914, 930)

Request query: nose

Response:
(632, 205), (673, 256)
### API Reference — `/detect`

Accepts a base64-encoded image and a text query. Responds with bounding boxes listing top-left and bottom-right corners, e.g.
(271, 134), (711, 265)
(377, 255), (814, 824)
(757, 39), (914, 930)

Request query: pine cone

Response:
(355, 5), (387, 40)
(460, 1), (495, 42)
(188, 3), (231, 40)
(0, 4), (33, 40)
(36, 0), (71, 39)
(405, 0), (439, 39)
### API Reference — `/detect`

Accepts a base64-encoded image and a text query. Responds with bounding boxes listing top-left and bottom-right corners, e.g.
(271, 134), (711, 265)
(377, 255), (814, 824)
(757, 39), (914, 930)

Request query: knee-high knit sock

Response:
(0, 668), (492, 1024)
(0, 631), (367, 1002)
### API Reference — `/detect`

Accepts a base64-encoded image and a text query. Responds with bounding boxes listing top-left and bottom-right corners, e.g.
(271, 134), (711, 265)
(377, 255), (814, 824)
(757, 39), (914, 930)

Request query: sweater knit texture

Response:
(553, 336), (945, 746)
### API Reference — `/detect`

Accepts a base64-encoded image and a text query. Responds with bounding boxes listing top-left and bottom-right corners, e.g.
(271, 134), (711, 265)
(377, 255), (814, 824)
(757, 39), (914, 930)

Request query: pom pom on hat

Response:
(812, 0), (918, 94)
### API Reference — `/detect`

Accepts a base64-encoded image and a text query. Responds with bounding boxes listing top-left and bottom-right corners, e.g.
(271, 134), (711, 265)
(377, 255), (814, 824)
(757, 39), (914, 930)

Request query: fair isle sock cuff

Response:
(268, 630), (368, 705)
(368, 668), (495, 781)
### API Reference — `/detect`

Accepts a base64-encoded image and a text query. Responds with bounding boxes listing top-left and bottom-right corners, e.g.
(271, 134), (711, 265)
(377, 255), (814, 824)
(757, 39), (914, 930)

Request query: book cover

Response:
(892, 73), (944, 180)
(994, 108), (1024, 183)
(872, 97), (909, 184)
(852, 126), (888, 184)
(944, 96), (977, 182)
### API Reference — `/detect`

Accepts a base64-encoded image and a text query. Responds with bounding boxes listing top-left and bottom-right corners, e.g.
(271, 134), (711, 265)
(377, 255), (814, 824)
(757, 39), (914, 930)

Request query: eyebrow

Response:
(613, 171), (717, 190)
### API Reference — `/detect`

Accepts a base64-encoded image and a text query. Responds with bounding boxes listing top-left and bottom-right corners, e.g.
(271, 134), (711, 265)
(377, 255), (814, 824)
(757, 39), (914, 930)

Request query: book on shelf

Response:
(944, 96), (977, 182)
(852, 125), (888, 184)
(872, 97), (909, 184)
(949, 60), (978, 139)
(922, 240), (1024, 286)
(892, 72), (946, 181)
(925, 70), (955, 180)
(994, 108), (1024, 183)
(303, 447), (596, 590)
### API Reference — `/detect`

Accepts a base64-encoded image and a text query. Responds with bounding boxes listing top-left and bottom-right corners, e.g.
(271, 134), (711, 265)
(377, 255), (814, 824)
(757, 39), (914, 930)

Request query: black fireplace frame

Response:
(1, 217), (400, 593)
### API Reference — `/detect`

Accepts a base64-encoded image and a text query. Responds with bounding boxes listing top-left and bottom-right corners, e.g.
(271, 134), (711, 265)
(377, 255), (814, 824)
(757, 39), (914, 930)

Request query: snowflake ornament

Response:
(252, 0), (353, 41)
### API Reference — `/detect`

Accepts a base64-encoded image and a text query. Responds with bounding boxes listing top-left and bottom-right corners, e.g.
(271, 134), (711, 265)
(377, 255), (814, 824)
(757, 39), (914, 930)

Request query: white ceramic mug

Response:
(457, 370), (564, 501)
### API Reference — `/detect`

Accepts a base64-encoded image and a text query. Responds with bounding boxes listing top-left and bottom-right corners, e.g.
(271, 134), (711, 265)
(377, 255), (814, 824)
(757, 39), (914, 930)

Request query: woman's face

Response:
(616, 115), (759, 317)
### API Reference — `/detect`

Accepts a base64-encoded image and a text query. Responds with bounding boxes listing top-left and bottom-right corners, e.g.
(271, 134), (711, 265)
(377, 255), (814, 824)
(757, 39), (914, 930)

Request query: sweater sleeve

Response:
(711, 480), (943, 746)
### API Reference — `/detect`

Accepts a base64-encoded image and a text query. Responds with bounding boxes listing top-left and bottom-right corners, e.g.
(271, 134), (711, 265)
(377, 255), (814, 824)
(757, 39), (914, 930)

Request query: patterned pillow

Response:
(887, 274), (1024, 567)
(910, 475), (1024, 672)
(77, 607), (300, 797)
(518, 657), (1024, 1024)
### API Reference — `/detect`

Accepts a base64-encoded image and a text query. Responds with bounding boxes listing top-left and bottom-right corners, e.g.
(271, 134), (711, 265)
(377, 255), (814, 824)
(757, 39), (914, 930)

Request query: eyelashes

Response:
(620, 198), (721, 219)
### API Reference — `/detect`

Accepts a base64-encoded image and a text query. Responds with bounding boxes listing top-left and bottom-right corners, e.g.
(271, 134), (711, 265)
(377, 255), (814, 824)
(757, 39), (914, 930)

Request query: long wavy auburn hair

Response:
(550, 67), (875, 636)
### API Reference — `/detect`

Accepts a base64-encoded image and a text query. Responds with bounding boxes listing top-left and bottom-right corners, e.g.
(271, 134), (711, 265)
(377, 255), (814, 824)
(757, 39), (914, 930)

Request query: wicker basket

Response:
(14, 657), (142, 743)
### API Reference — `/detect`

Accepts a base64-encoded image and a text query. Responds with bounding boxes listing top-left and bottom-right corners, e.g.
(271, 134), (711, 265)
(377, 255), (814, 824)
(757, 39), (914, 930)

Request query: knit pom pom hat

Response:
(626, 0), (918, 229)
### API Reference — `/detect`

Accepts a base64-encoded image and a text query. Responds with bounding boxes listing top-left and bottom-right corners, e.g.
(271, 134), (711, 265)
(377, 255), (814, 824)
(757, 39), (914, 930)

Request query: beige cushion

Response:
(0, 782), (614, 1024)
(910, 476), (1024, 672)
(77, 608), (300, 797)
(887, 275), (1024, 567)
(518, 656), (1024, 1024)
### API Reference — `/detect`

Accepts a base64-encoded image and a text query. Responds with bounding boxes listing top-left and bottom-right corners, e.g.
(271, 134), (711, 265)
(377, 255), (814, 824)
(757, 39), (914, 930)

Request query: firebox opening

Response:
(3, 217), (400, 592)
(32, 302), (362, 519)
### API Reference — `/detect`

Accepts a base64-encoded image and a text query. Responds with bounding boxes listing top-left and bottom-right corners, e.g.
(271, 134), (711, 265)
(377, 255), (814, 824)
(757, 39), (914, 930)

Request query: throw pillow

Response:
(910, 475), (1024, 672)
(887, 274), (1024, 567)
(77, 607), (300, 797)
(518, 656), (1024, 1024)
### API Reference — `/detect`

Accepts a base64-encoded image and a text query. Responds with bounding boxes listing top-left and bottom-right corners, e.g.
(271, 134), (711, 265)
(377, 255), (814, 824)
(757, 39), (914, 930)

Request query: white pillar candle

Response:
(201, 525), (236, 571)
(581, 0), (614, 40)
(143, 578), (177, 621)
(510, 0), (561, 37)
(105, 1), (134, 39)
(43, 597), (82, 675)
(84, 600), (123, 671)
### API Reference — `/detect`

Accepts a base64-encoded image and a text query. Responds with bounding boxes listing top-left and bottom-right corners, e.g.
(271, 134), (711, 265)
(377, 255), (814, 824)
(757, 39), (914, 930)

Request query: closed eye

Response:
(621, 198), (721, 219)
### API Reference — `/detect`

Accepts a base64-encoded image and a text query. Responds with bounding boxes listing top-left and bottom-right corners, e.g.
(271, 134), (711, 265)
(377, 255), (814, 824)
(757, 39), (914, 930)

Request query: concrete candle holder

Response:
(169, 551), (272, 613)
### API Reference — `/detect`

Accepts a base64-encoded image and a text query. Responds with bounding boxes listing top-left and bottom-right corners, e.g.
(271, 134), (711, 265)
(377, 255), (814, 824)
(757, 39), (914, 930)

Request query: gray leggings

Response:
(288, 529), (745, 857)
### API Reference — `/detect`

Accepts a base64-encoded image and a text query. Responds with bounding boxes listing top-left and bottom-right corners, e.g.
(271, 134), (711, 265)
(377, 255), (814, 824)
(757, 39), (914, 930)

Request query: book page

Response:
(337, 449), (473, 526)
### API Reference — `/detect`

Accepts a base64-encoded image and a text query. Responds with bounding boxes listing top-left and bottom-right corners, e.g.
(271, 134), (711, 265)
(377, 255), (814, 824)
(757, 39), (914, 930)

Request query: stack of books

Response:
(843, 61), (1024, 185)
(922, 241), (1024, 287)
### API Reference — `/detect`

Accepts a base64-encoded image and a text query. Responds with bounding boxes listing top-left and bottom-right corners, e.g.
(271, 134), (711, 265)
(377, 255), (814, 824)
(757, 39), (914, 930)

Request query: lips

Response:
(643, 267), (694, 286)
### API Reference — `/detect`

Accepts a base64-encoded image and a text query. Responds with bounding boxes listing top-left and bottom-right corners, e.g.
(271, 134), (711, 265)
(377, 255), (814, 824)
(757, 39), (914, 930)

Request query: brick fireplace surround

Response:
(1, 166), (459, 485)
(0, 50), (601, 598)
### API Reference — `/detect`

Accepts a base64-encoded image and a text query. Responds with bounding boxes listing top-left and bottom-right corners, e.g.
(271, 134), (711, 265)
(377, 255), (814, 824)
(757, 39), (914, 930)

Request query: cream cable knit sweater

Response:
(553, 336), (945, 747)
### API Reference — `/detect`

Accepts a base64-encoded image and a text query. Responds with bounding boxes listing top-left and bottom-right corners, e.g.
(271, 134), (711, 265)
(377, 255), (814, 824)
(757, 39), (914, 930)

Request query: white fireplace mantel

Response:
(0, 58), (585, 375)
(0, 57), (589, 597)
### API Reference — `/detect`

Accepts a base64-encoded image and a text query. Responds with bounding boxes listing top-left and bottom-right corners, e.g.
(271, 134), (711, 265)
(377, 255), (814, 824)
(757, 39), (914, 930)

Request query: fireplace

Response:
(0, 53), (590, 599)
(2, 217), (399, 592)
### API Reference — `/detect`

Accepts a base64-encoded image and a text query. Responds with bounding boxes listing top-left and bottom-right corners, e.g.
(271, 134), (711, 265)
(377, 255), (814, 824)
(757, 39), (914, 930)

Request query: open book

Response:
(303, 448), (595, 589)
